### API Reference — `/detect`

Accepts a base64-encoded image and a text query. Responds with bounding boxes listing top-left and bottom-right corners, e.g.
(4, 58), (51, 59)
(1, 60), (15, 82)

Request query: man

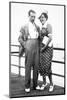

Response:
(18, 10), (40, 92)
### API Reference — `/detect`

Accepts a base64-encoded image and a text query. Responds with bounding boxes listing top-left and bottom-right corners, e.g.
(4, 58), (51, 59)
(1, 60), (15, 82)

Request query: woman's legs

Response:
(48, 71), (54, 92)
(48, 73), (53, 86)
(43, 75), (46, 85)
(40, 75), (48, 90)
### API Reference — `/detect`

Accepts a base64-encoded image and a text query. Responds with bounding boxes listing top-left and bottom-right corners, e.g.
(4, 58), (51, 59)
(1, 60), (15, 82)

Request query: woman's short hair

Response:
(39, 12), (48, 20)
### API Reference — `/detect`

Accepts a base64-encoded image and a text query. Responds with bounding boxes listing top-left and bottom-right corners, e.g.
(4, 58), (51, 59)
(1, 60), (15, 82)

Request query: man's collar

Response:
(28, 21), (35, 25)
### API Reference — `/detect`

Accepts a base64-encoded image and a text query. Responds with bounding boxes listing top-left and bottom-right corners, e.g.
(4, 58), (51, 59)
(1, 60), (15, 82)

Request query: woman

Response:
(36, 11), (54, 92)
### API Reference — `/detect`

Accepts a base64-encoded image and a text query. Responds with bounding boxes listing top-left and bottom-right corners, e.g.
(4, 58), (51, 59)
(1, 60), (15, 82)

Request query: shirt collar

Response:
(28, 21), (35, 26)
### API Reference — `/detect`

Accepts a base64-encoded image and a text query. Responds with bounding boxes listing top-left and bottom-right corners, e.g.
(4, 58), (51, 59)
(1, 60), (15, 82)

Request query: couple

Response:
(18, 9), (54, 93)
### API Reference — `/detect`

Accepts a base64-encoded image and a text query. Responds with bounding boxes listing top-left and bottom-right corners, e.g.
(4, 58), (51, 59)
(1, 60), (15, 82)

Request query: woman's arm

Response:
(41, 24), (52, 52)
(45, 34), (52, 47)
(45, 24), (52, 47)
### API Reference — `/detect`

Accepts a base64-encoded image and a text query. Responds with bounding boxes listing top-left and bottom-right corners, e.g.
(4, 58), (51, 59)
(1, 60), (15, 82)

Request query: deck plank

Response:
(10, 73), (65, 98)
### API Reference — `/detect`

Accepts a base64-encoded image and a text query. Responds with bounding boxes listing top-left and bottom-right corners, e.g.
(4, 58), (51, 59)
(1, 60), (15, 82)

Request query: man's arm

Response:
(18, 27), (25, 57)
(18, 27), (25, 46)
(36, 25), (41, 40)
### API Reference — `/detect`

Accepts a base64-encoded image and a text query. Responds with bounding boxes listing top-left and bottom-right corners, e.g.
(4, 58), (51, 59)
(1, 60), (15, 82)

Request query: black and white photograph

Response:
(9, 2), (66, 98)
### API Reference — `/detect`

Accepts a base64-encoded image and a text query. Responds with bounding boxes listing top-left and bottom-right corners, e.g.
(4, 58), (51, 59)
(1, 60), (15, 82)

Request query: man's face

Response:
(29, 12), (36, 23)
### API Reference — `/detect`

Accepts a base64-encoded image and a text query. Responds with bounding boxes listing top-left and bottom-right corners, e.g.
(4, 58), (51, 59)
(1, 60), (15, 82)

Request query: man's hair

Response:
(28, 9), (36, 16)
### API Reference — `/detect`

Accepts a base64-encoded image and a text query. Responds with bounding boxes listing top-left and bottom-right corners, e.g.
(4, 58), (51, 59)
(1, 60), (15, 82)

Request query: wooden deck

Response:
(10, 73), (65, 98)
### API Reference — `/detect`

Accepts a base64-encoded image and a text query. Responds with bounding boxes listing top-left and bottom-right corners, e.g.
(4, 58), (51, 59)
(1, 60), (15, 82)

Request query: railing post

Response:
(18, 46), (21, 76)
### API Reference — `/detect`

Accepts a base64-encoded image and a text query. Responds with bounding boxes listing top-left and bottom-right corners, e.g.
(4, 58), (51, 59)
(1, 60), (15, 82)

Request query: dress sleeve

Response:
(47, 24), (52, 40)
(47, 24), (52, 34)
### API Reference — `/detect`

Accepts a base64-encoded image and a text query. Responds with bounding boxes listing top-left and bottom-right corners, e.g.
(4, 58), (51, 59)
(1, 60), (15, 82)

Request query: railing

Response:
(10, 44), (65, 78)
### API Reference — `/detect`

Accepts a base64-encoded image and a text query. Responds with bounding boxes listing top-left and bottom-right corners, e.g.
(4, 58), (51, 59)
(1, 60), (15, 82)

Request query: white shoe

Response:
(49, 85), (54, 92)
(40, 83), (48, 90)
(25, 88), (30, 92)
(36, 85), (41, 90)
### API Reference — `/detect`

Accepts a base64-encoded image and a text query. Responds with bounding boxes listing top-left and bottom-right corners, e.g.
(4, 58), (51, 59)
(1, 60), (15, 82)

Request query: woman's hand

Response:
(41, 46), (46, 52)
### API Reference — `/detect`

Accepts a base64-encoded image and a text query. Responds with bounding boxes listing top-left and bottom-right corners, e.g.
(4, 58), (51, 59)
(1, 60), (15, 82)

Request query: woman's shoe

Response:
(40, 83), (48, 90)
(49, 85), (54, 92)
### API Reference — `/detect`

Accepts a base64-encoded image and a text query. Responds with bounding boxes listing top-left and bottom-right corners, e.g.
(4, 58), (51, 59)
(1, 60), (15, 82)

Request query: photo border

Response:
(9, 1), (66, 98)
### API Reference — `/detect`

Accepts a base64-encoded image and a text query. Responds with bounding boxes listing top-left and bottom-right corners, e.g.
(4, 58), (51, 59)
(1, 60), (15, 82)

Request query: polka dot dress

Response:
(39, 32), (53, 77)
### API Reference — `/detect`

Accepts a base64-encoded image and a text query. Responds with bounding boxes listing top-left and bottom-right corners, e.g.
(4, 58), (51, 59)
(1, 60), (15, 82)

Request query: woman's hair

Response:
(39, 12), (48, 20)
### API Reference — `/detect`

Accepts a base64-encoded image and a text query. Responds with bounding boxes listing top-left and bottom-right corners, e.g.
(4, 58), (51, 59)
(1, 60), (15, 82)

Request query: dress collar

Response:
(42, 21), (48, 28)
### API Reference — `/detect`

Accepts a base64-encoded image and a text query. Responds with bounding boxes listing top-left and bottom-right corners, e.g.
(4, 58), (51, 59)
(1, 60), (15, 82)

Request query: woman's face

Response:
(40, 14), (46, 25)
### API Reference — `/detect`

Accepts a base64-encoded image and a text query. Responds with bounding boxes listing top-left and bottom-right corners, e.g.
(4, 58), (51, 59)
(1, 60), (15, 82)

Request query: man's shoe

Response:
(25, 88), (30, 92)
(36, 85), (41, 90)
